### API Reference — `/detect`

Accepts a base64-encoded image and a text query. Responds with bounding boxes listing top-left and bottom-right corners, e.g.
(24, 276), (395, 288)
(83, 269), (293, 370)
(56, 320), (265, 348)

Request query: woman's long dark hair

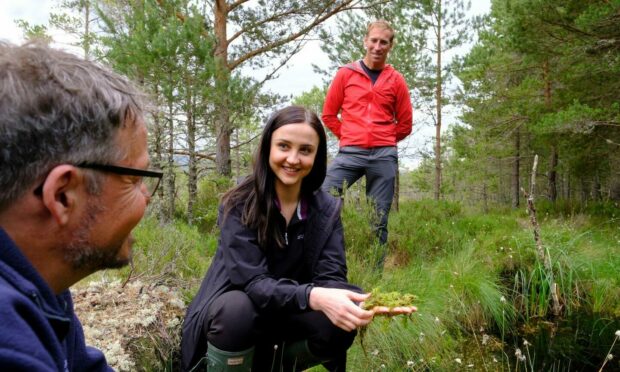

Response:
(221, 105), (327, 249)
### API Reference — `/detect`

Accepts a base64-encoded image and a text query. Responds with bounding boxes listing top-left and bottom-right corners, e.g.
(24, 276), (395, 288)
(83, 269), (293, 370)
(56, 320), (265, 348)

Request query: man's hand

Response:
(308, 287), (374, 332)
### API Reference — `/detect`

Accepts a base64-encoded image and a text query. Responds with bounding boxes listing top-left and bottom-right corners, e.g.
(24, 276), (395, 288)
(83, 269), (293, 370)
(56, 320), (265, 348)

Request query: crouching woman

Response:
(181, 105), (374, 371)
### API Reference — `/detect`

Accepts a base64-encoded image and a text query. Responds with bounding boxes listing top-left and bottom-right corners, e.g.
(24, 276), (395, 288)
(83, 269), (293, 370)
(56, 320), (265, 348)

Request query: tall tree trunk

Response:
(548, 146), (558, 202)
(542, 60), (558, 202)
(214, 0), (232, 176)
(186, 70), (197, 224)
(580, 177), (588, 204)
(558, 172), (563, 201)
(235, 129), (241, 178)
(592, 173), (601, 201)
(152, 123), (163, 167)
(566, 171), (571, 201)
(498, 156), (503, 204)
(512, 128), (520, 207)
(165, 87), (176, 222)
(451, 166), (457, 202)
(610, 154), (620, 201)
(151, 84), (166, 223)
(434, 0), (443, 201)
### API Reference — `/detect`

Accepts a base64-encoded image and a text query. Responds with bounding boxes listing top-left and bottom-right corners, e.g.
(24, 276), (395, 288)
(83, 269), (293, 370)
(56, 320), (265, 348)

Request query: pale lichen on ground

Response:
(72, 278), (186, 371)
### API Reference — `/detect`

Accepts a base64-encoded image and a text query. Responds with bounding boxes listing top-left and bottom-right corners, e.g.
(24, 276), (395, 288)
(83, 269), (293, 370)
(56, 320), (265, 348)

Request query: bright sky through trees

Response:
(0, 0), (491, 169)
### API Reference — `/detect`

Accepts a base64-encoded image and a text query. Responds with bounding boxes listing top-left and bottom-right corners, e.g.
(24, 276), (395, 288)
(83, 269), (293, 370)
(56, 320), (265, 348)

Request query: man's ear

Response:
(41, 165), (85, 226)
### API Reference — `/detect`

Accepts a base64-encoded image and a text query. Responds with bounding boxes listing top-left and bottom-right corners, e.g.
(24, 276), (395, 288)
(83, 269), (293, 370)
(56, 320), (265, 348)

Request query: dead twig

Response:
(521, 155), (562, 316)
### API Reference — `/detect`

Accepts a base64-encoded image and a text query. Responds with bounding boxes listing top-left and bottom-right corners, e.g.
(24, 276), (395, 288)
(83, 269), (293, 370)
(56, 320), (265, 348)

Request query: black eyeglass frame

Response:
(77, 162), (164, 196)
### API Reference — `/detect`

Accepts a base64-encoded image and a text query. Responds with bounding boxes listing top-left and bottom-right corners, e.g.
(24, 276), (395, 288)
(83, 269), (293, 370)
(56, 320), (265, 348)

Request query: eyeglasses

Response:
(77, 163), (164, 197)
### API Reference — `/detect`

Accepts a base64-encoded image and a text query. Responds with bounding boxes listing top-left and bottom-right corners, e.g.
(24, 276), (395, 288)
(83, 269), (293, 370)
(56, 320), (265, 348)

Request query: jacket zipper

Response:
(367, 73), (373, 147)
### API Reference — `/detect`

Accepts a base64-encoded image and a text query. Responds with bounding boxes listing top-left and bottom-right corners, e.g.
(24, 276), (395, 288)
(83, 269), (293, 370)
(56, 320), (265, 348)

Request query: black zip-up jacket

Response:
(181, 190), (360, 368)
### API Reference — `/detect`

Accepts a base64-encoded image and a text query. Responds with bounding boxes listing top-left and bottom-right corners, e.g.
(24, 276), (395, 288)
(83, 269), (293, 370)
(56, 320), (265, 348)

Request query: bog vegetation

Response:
(15, 0), (620, 370)
(75, 179), (620, 371)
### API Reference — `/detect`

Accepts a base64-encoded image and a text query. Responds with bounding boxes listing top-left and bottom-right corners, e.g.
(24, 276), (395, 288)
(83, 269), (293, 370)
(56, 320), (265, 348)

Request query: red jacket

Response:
(322, 61), (413, 148)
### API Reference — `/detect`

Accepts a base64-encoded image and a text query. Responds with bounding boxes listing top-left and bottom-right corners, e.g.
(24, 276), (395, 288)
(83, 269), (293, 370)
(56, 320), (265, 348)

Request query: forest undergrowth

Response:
(73, 193), (620, 371)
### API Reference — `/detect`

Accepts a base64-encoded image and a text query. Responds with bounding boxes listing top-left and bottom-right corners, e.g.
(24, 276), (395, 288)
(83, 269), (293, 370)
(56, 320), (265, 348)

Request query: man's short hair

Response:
(366, 19), (395, 43)
(0, 41), (145, 211)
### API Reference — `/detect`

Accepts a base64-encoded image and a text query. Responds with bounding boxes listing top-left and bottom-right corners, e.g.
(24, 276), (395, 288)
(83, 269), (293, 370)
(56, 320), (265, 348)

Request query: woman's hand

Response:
(369, 305), (418, 316)
(360, 291), (417, 316)
(308, 287), (374, 332)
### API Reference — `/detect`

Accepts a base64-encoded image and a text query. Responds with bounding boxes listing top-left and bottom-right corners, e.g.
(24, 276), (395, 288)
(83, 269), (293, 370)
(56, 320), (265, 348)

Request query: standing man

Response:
(0, 41), (162, 371)
(322, 19), (413, 268)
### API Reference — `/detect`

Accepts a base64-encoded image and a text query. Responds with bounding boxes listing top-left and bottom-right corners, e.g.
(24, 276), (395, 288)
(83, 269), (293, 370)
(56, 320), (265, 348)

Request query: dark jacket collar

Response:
(342, 60), (394, 75)
(0, 227), (72, 338)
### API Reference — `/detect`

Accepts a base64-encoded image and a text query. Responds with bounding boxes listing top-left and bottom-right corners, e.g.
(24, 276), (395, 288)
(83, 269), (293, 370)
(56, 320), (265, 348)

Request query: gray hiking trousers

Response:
(321, 146), (398, 250)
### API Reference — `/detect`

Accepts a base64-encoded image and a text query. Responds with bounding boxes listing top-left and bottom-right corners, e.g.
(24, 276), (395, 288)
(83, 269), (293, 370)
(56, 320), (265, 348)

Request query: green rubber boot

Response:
(206, 342), (254, 371)
(280, 339), (328, 372)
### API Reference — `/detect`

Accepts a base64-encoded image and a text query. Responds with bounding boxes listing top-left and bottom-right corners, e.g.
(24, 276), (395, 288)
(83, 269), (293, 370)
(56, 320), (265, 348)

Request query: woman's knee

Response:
(206, 290), (258, 350)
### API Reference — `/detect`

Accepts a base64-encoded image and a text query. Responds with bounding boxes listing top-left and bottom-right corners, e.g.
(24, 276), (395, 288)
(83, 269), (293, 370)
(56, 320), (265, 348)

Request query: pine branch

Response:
(228, 0), (251, 13)
(228, 0), (360, 70)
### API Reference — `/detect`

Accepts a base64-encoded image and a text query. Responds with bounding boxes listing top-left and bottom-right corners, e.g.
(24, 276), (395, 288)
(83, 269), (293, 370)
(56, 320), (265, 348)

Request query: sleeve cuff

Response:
(297, 283), (315, 310)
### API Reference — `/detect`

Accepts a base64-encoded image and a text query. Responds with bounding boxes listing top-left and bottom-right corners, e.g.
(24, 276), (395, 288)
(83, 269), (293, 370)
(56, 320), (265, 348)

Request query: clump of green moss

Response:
(358, 289), (417, 354)
(362, 289), (417, 310)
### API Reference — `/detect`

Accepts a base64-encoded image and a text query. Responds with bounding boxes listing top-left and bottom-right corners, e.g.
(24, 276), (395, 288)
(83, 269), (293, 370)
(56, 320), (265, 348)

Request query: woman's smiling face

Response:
(269, 122), (320, 194)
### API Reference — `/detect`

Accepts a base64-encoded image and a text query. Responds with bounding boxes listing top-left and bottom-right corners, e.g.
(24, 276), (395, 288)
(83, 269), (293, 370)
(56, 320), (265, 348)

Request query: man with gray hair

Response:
(0, 41), (162, 370)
